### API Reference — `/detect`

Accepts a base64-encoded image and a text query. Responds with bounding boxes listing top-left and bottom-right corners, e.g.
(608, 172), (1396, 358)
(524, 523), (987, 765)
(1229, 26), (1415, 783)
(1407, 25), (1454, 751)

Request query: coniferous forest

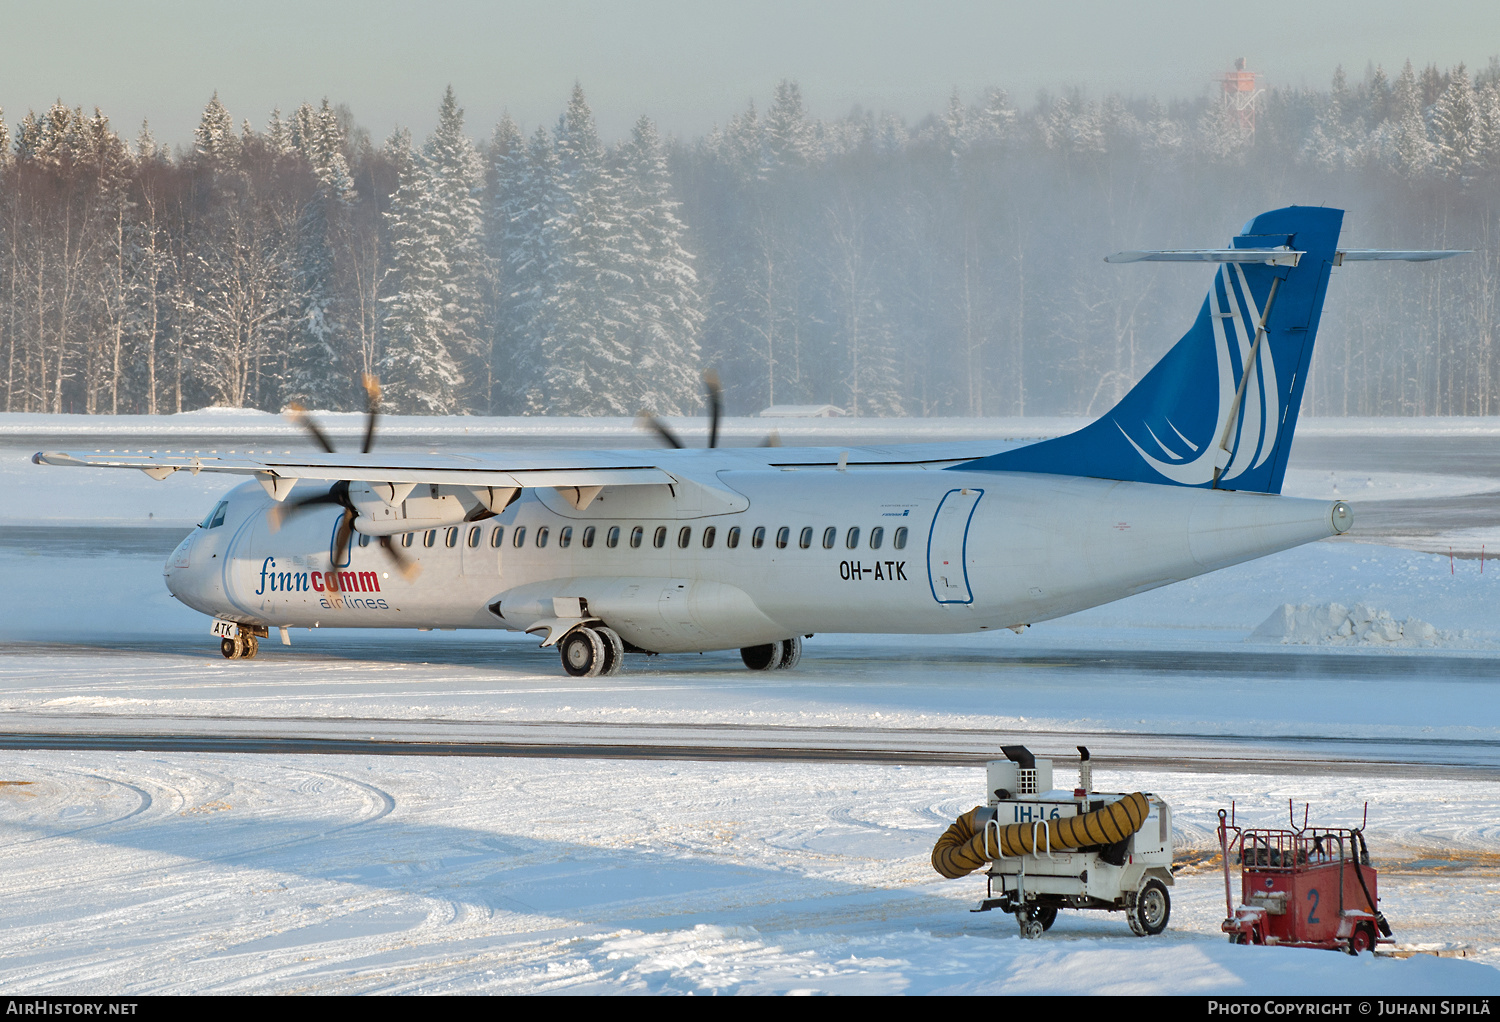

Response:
(4, 61), (1500, 419)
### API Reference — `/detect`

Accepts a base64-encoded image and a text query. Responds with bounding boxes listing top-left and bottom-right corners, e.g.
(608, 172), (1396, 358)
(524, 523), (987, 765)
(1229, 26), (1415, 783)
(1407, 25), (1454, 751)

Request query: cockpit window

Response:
(199, 501), (229, 529)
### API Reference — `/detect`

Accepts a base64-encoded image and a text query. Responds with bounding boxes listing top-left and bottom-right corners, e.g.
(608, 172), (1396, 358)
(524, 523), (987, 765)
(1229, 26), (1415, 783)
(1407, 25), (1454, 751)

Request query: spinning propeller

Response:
(272, 375), (420, 580)
(637, 369), (781, 449)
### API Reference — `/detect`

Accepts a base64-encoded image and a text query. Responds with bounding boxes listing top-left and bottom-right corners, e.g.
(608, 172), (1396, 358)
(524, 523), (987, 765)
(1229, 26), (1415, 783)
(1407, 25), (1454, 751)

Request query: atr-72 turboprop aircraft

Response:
(36, 207), (1461, 676)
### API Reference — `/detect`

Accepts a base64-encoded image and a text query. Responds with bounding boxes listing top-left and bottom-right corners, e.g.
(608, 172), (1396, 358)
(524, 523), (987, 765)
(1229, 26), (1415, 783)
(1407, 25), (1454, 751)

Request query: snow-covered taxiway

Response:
(1, 413), (1498, 994)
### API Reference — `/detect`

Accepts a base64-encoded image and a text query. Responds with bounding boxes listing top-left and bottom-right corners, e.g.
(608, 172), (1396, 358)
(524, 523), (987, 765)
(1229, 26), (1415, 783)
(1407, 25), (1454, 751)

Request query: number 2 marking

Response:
(1307, 888), (1321, 924)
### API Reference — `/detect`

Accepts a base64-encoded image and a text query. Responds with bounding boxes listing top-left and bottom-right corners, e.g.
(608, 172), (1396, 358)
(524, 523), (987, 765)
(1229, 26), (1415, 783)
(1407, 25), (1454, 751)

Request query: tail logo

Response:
(1116, 263), (1278, 486)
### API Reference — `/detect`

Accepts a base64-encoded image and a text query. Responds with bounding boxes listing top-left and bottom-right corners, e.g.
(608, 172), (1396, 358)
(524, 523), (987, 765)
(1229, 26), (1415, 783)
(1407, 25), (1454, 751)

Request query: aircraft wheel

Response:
(241, 634), (259, 659)
(560, 627), (605, 678)
(220, 637), (238, 660)
(596, 626), (625, 676)
(740, 641), (784, 671)
(775, 636), (802, 670)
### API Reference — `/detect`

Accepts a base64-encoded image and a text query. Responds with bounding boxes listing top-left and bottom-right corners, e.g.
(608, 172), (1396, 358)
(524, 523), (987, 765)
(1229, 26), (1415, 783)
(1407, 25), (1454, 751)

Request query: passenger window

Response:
(630, 526), (643, 548)
(490, 526), (504, 548)
(582, 526), (595, 548)
(846, 527), (860, 549)
(822, 527), (836, 549)
(775, 527), (789, 549)
(678, 526), (691, 548)
(894, 526), (908, 550)
(869, 527), (883, 549)
(799, 527), (813, 549)
(513, 526), (527, 548)
(445, 527), (459, 548)
(608, 526), (621, 548)
(402, 532), (414, 548)
(468, 526), (481, 548)
(559, 526), (573, 548)
(653, 526), (667, 549)
(702, 526), (716, 548)
(727, 526), (740, 549)
(752, 526), (766, 549)
(424, 530), (437, 548)
(536, 526), (550, 548)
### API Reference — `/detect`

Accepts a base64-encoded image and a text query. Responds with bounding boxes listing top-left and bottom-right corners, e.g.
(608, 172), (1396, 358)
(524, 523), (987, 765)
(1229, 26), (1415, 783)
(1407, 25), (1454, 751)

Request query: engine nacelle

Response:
(350, 482), (481, 537)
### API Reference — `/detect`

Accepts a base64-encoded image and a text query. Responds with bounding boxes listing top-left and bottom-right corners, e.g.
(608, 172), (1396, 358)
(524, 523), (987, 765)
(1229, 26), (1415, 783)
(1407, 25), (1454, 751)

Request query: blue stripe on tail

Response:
(959, 206), (1342, 494)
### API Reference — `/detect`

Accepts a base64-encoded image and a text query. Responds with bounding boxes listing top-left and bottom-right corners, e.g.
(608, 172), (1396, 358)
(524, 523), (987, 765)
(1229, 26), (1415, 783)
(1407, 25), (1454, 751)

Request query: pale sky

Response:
(4, 1), (1497, 148)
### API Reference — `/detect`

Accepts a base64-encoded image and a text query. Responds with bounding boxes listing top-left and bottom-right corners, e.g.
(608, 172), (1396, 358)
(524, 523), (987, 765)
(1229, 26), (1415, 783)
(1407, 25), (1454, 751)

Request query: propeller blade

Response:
(286, 403), (337, 454)
(361, 374), (381, 454)
(636, 412), (685, 449)
(268, 488), (346, 533)
(703, 369), (722, 449)
(378, 534), (423, 580)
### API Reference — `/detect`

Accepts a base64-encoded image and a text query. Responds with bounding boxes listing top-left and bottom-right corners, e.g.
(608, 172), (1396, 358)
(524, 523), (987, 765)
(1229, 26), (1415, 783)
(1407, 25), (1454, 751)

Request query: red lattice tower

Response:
(1219, 57), (1263, 141)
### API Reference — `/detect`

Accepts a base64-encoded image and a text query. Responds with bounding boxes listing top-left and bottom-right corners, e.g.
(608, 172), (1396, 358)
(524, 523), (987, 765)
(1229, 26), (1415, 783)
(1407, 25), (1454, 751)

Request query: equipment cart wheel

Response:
(1028, 905), (1058, 932)
(1019, 917), (1045, 940)
(1347, 922), (1376, 956)
(1127, 878), (1171, 936)
(560, 628), (605, 678)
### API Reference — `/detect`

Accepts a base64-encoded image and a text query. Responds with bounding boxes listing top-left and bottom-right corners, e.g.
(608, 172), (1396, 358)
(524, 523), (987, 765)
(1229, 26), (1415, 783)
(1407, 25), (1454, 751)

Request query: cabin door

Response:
(927, 488), (982, 605)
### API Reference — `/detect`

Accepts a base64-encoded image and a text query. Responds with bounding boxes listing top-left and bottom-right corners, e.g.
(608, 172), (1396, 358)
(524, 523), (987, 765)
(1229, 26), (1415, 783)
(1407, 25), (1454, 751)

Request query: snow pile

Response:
(1249, 602), (1439, 646)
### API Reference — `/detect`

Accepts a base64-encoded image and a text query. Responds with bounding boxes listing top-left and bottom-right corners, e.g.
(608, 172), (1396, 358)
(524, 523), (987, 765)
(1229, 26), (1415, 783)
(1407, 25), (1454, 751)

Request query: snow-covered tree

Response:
(1392, 60), (1434, 177)
(286, 99), (356, 409)
(529, 84), (635, 415)
(482, 113), (524, 410)
(1432, 64), (1482, 182)
(617, 115), (702, 415)
(500, 125), (561, 413)
(194, 93), (240, 168)
(379, 88), (486, 414)
(379, 126), (465, 414)
(765, 80), (817, 171)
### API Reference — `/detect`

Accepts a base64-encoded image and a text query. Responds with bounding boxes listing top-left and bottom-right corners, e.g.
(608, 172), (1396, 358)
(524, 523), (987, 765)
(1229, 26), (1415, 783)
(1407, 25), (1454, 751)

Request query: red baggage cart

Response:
(1217, 801), (1393, 953)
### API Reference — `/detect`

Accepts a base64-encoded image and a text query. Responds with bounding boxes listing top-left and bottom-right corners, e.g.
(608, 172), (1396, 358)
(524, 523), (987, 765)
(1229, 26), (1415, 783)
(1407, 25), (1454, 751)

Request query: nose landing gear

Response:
(219, 633), (259, 659)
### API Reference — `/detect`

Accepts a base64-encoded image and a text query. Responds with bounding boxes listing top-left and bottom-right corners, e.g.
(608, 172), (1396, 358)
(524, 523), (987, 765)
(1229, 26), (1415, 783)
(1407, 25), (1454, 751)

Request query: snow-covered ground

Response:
(0, 755), (1494, 994)
(1, 414), (1498, 994)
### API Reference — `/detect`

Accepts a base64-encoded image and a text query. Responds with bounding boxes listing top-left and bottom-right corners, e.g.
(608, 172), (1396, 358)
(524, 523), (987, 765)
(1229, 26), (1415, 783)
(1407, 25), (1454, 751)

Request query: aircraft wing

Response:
(32, 438), (1032, 516)
(32, 447), (677, 491)
(33, 437), (1026, 482)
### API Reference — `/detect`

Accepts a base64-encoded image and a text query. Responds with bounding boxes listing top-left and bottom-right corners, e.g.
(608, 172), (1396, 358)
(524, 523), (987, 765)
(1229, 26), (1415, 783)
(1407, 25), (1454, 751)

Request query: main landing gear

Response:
(555, 630), (806, 677)
(740, 636), (802, 671)
(559, 625), (624, 678)
(219, 633), (259, 659)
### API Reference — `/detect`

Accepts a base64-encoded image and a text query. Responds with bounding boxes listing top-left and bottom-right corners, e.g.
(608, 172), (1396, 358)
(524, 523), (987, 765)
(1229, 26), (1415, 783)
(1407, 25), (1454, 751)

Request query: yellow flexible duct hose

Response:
(931, 792), (1151, 879)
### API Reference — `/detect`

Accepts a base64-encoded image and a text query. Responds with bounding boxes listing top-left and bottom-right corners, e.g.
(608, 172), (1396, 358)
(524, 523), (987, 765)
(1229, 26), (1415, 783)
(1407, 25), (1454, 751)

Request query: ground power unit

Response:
(932, 746), (1175, 938)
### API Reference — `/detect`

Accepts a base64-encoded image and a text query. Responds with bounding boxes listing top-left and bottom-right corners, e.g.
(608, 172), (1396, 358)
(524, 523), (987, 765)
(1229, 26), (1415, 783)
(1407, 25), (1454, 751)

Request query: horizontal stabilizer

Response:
(1105, 248), (1303, 265)
(1334, 249), (1468, 263)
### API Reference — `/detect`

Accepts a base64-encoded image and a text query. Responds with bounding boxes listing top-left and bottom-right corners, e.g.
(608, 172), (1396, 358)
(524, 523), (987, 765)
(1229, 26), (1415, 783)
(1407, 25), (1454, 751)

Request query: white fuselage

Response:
(164, 453), (1346, 654)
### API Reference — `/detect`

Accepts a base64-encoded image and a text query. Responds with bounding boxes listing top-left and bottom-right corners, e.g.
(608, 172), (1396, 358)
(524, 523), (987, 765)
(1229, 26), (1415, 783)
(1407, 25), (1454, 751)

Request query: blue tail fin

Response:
(962, 206), (1343, 494)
